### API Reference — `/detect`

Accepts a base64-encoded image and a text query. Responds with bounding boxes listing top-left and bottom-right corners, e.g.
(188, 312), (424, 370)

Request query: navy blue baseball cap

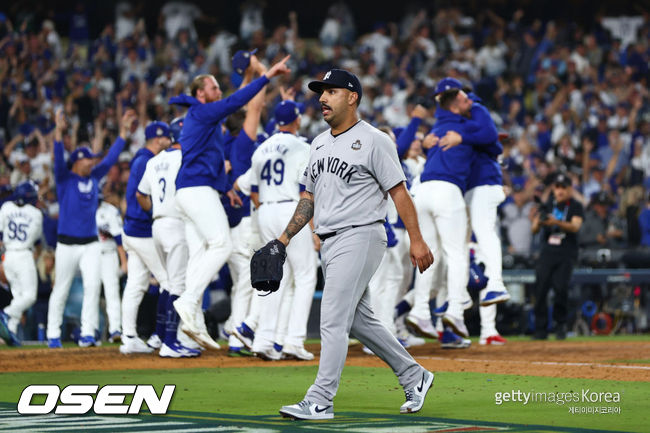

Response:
(435, 77), (463, 95)
(145, 121), (171, 140)
(232, 49), (258, 75)
(69, 146), (99, 166)
(169, 117), (184, 143)
(14, 180), (39, 206)
(275, 101), (300, 126)
(308, 69), (362, 102)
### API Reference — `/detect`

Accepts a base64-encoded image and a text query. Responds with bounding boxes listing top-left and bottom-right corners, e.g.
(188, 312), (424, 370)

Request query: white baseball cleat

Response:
(398, 331), (426, 348)
(405, 314), (439, 339)
(147, 333), (162, 349)
(188, 329), (221, 350)
(442, 313), (469, 338)
(400, 370), (435, 414)
(159, 342), (201, 358)
(119, 336), (154, 354)
(178, 329), (203, 350)
(173, 298), (199, 334)
(279, 400), (334, 420)
(255, 346), (282, 361)
(282, 344), (315, 361)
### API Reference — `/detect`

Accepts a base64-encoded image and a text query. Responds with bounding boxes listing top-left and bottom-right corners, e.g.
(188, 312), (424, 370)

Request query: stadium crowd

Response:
(0, 1), (649, 343)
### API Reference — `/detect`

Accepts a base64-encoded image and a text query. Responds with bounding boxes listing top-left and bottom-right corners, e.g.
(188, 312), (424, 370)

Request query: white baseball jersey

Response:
(0, 201), (43, 250)
(137, 148), (182, 219)
(96, 201), (123, 252)
(251, 132), (310, 203)
(302, 120), (405, 234)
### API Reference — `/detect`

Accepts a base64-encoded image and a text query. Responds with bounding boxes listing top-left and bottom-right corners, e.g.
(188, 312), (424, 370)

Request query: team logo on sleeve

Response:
(351, 139), (362, 150)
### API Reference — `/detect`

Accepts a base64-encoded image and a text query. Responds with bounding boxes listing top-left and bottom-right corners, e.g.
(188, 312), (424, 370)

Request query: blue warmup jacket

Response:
(222, 130), (257, 227)
(421, 106), (497, 193)
(169, 76), (269, 193)
(464, 102), (503, 189)
(54, 138), (125, 241)
(393, 117), (422, 229)
(123, 147), (154, 238)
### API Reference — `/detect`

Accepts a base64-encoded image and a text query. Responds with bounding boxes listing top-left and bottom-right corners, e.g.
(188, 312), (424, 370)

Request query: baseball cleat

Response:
(440, 329), (471, 349)
(78, 335), (101, 347)
(362, 346), (374, 355)
(192, 330), (221, 350)
(159, 342), (201, 358)
(405, 314), (438, 339)
(479, 334), (507, 345)
(480, 290), (510, 306)
(282, 344), (315, 361)
(434, 300), (473, 316)
(228, 346), (254, 357)
(173, 298), (199, 334)
(147, 333), (162, 349)
(279, 400), (334, 420)
(398, 332), (426, 348)
(0, 310), (19, 346)
(442, 312), (469, 338)
(120, 336), (154, 354)
(179, 329), (203, 350)
(232, 322), (255, 350)
(48, 338), (63, 348)
(400, 370), (435, 414)
(108, 331), (122, 343)
(255, 346), (282, 361)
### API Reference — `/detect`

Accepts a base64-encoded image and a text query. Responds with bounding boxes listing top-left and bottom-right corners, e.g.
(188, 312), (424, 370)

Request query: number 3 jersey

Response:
(138, 147), (182, 220)
(251, 132), (310, 203)
(0, 201), (43, 250)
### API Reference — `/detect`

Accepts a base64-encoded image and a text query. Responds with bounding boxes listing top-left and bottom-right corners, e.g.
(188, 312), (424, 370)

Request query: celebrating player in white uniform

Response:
(168, 56), (291, 348)
(137, 117), (200, 358)
(96, 188), (127, 342)
(47, 109), (133, 348)
(276, 69), (434, 420)
(249, 100), (317, 361)
(0, 182), (43, 346)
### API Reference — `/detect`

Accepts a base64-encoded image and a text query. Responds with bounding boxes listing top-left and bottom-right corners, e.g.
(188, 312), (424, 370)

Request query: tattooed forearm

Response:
(284, 197), (314, 241)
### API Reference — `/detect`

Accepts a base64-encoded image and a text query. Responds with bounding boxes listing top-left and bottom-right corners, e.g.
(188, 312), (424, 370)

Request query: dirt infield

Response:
(2, 339), (649, 381)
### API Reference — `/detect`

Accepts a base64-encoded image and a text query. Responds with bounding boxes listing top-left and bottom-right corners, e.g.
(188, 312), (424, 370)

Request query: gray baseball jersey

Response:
(301, 120), (405, 235)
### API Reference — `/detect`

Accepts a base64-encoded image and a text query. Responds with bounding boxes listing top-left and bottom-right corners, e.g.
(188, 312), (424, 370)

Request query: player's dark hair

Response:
(225, 110), (246, 135)
(438, 88), (460, 110)
(190, 74), (213, 97)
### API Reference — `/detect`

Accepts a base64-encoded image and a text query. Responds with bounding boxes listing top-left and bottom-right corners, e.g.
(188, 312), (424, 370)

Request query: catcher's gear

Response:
(250, 239), (287, 294)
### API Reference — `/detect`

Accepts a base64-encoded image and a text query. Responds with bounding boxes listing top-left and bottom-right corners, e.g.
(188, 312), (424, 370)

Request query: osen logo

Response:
(17, 384), (175, 415)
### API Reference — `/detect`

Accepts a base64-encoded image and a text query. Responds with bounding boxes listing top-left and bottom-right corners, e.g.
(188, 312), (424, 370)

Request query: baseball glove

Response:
(250, 239), (287, 294)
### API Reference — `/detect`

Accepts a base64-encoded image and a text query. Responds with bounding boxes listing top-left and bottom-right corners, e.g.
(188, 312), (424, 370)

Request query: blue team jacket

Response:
(54, 138), (125, 239)
(421, 106), (497, 193)
(123, 147), (154, 237)
(465, 102), (503, 190)
(169, 76), (269, 193)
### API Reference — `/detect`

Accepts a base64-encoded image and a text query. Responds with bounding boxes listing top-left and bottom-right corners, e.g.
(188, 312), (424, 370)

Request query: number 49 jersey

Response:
(0, 201), (43, 250)
(138, 148), (182, 219)
(251, 132), (310, 203)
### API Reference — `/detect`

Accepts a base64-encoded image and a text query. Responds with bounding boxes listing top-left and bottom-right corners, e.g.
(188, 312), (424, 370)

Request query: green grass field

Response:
(1, 365), (646, 432)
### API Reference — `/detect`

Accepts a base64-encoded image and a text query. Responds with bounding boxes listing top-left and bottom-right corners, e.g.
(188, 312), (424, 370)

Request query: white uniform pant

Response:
(465, 185), (506, 338)
(152, 217), (188, 297)
(368, 245), (403, 336)
(252, 202), (317, 351)
(100, 248), (122, 335)
(3, 250), (38, 334)
(176, 187), (233, 311)
(412, 181), (469, 318)
(47, 241), (101, 339)
(225, 216), (258, 336)
(121, 234), (168, 336)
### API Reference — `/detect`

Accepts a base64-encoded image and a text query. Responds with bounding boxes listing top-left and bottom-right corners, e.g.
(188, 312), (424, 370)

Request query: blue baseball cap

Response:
(144, 121), (171, 141)
(69, 146), (99, 166)
(169, 117), (184, 143)
(308, 69), (363, 102)
(435, 77), (463, 95)
(232, 49), (258, 75)
(275, 100), (300, 126)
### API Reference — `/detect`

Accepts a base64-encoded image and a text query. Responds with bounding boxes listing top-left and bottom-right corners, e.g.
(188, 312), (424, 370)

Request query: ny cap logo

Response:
(324, 71), (332, 80)
(348, 82), (353, 87)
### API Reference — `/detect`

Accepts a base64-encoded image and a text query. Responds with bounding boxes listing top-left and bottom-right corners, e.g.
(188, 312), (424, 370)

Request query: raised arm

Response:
(53, 109), (70, 182)
(389, 181), (434, 273)
(277, 191), (314, 246)
(92, 109), (136, 179)
(396, 105), (426, 159)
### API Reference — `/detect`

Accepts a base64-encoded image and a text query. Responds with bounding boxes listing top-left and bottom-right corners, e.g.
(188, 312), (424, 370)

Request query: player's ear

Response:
(348, 91), (358, 107)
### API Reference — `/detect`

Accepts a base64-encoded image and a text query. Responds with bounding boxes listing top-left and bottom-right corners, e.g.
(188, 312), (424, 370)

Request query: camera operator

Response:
(531, 173), (584, 340)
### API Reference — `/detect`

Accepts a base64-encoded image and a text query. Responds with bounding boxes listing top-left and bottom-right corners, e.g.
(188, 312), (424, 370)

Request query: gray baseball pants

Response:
(305, 223), (425, 405)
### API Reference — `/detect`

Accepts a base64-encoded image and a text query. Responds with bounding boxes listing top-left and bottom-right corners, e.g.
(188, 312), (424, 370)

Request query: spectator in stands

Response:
(640, 192), (650, 248)
(501, 184), (535, 257)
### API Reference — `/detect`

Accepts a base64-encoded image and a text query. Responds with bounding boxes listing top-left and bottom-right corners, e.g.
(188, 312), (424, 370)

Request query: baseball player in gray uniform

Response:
(276, 69), (435, 420)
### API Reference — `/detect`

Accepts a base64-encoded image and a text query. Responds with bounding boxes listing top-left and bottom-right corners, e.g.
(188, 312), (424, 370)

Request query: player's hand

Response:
(265, 55), (291, 79)
(411, 104), (428, 119)
(410, 238), (434, 273)
(280, 86), (296, 101)
(55, 109), (67, 131)
(119, 109), (137, 139)
(421, 133), (439, 150)
(120, 261), (128, 276)
(227, 189), (243, 208)
(312, 232), (321, 252)
(439, 130), (462, 151)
